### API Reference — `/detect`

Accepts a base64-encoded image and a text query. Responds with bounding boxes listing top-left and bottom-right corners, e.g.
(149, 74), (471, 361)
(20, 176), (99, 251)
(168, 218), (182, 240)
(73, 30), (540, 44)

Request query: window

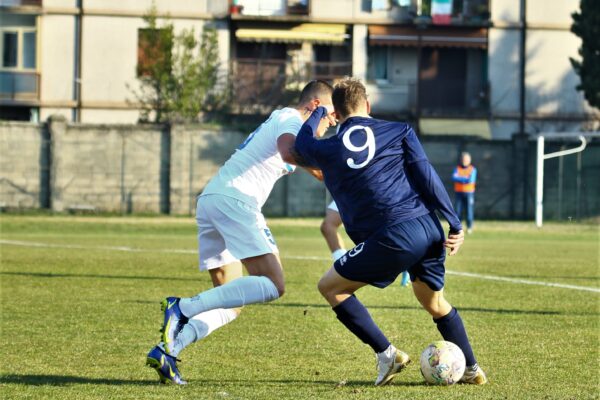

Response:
(137, 28), (173, 77)
(371, 0), (390, 11)
(22, 31), (36, 69)
(367, 46), (388, 82)
(1, 29), (36, 70)
(2, 32), (18, 68)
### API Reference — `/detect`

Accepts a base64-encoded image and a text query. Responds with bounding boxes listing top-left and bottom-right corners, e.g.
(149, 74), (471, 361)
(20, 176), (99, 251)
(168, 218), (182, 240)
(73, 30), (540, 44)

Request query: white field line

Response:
(1, 239), (599, 294)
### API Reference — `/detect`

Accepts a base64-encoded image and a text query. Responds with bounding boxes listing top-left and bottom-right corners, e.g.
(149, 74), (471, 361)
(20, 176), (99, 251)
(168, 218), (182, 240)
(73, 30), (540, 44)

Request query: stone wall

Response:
(1, 118), (599, 221)
(0, 122), (47, 209)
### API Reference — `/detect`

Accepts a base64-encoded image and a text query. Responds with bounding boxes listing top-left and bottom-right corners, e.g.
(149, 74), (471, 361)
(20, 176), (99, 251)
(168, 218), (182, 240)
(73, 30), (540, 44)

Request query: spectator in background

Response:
(452, 152), (477, 234)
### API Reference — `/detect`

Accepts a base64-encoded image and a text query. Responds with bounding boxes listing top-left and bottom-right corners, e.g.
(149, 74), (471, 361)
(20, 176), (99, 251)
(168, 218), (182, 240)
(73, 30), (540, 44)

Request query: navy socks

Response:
(434, 307), (477, 366)
(333, 295), (390, 353)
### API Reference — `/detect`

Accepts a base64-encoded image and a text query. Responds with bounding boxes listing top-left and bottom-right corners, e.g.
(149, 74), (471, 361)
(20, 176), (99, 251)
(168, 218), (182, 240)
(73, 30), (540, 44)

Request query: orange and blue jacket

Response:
(452, 165), (477, 193)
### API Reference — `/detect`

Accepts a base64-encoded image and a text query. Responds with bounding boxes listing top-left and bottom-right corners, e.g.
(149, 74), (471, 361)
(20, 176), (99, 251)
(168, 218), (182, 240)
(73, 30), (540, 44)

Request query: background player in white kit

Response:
(146, 81), (336, 384)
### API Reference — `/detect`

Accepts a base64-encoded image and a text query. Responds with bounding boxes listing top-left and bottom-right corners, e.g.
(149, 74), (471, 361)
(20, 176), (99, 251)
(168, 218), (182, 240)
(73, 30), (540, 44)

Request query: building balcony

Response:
(0, 71), (40, 103)
(230, 58), (351, 112)
(231, 0), (309, 18)
(0, 0), (42, 7)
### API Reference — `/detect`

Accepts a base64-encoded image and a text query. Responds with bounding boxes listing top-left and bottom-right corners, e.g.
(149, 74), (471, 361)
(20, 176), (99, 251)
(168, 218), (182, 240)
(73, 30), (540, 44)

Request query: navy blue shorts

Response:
(334, 213), (446, 291)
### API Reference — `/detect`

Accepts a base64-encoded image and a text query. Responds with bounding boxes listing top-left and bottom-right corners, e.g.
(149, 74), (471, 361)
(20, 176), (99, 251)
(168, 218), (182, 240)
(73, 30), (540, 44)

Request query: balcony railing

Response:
(231, 58), (351, 112)
(231, 0), (309, 17)
(0, 71), (40, 101)
(0, 0), (42, 7)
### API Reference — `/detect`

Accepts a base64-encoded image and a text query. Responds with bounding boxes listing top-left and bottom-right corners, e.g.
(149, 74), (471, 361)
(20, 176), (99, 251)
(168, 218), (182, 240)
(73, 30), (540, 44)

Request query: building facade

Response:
(0, 0), (596, 138)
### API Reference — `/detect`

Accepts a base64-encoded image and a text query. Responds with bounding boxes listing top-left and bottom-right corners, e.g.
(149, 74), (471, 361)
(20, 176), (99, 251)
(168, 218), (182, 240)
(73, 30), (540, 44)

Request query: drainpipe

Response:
(519, 0), (527, 217)
(518, 0), (526, 134)
(73, 0), (83, 122)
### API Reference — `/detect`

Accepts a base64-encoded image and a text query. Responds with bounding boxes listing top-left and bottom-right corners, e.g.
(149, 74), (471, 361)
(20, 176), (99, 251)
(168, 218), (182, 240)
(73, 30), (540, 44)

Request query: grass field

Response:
(0, 215), (598, 400)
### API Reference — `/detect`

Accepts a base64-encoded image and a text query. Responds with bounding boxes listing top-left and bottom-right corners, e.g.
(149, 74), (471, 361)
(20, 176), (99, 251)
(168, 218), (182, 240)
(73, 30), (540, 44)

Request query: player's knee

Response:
(317, 277), (336, 302)
(320, 220), (333, 236)
(271, 279), (285, 297)
(423, 298), (451, 319)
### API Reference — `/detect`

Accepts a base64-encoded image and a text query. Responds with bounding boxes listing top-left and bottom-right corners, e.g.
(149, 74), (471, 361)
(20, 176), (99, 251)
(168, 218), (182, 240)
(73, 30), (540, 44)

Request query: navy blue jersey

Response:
(294, 107), (462, 244)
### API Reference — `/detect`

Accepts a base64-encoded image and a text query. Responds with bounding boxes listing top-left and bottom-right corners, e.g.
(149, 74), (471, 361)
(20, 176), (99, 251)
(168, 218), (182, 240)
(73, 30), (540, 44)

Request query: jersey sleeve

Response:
(276, 112), (303, 139)
(403, 128), (463, 232)
(293, 106), (327, 168)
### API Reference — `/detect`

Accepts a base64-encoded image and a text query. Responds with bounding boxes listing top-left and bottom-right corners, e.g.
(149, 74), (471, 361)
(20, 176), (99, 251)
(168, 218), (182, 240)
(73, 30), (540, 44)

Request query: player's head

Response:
(332, 77), (370, 121)
(460, 152), (472, 167)
(298, 80), (335, 137)
(298, 80), (334, 110)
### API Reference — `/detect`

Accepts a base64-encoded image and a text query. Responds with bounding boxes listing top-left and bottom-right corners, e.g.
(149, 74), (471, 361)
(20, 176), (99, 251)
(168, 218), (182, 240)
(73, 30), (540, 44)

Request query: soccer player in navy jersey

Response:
(293, 78), (487, 386)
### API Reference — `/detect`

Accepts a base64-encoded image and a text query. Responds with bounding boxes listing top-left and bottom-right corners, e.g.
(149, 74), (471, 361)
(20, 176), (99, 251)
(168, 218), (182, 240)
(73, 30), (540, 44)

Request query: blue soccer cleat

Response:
(146, 345), (187, 385)
(160, 297), (189, 354)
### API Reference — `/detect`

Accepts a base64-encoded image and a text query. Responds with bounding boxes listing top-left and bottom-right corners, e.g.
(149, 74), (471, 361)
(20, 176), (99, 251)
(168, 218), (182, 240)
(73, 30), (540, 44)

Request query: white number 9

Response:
(342, 125), (376, 169)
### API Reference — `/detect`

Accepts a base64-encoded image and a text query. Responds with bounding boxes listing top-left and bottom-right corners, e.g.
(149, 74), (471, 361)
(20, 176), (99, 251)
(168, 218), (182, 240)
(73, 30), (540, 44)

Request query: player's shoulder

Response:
(367, 118), (413, 137)
(273, 107), (302, 124)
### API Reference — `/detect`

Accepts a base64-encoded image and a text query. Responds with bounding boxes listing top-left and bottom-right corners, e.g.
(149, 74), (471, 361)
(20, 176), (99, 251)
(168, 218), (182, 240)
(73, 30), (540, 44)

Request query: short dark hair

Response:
(298, 80), (334, 105)
(332, 77), (367, 119)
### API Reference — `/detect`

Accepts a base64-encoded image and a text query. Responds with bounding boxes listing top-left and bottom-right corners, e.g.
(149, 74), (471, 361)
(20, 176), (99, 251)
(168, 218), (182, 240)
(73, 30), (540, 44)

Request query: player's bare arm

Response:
(277, 133), (323, 180)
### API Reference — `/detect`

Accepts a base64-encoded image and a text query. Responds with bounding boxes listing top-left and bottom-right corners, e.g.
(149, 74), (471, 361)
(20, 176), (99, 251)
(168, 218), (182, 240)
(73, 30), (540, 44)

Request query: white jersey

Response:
(201, 107), (303, 210)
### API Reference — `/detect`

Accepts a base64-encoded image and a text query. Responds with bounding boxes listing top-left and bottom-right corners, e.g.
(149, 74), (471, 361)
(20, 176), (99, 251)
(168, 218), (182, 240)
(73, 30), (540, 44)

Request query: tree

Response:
(570, 0), (600, 109)
(130, 4), (226, 123)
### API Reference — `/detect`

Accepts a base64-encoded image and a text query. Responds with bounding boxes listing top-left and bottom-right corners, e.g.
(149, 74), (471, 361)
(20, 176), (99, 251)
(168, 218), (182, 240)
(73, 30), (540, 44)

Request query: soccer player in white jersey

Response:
(145, 81), (335, 385)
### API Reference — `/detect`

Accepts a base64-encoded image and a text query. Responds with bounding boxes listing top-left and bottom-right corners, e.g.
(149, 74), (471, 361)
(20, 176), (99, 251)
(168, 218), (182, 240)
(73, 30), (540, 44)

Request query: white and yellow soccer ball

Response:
(420, 341), (466, 385)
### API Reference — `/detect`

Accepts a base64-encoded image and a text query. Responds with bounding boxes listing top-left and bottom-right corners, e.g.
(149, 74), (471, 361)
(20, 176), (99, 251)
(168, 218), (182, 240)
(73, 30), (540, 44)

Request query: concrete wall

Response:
(0, 122), (46, 208)
(48, 117), (164, 213)
(170, 125), (247, 215)
(2, 120), (599, 221)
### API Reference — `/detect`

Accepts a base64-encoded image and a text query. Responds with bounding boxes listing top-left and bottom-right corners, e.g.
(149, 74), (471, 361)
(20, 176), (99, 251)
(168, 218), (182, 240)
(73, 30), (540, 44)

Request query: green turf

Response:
(0, 215), (598, 400)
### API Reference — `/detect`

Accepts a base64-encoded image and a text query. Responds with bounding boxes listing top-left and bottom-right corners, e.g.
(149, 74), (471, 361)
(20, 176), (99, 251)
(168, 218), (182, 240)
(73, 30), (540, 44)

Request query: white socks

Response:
(167, 308), (239, 356)
(332, 248), (347, 262)
(179, 276), (280, 318)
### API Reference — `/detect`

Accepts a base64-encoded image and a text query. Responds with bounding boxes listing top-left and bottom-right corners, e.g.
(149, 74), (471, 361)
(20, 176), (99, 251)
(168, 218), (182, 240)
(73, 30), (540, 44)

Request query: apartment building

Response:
(0, 0), (595, 138)
(0, 0), (229, 123)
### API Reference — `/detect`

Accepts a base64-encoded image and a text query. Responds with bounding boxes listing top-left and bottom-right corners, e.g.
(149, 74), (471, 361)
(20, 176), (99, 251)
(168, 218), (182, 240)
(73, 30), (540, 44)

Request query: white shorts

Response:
(327, 201), (339, 212)
(196, 194), (278, 271)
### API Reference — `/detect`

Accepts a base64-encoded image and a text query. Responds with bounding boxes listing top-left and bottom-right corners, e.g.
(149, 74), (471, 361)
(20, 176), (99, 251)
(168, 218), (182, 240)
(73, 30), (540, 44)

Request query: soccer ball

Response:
(420, 341), (466, 385)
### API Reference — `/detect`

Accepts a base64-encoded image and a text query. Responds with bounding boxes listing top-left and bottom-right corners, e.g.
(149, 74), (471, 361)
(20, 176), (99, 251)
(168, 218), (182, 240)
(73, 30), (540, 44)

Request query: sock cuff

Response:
(250, 275), (280, 301)
(332, 294), (357, 314)
(433, 307), (458, 324)
(332, 249), (347, 261)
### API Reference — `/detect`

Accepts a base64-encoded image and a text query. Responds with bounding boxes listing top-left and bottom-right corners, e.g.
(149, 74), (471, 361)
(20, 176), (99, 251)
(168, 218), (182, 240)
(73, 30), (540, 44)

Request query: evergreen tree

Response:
(570, 0), (600, 109)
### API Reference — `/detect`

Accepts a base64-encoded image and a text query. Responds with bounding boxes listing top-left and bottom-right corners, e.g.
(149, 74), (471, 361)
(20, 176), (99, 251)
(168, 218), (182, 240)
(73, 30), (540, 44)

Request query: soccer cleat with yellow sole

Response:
(375, 346), (411, 386)
(146, 345), (187, 385)
(460, 363), (488, 385)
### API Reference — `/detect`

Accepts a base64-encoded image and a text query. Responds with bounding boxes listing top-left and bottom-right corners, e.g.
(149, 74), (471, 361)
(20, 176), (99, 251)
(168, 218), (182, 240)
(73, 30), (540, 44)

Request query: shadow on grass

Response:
(0, 374), (425, 388)
(0, 374), (157, 386)
(0, 271), (194, 282)
(267, 302), (599, 316)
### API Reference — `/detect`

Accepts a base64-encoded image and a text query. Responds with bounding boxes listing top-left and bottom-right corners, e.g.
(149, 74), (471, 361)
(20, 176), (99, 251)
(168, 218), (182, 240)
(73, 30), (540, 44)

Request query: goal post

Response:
(535, 133), (591, 228)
